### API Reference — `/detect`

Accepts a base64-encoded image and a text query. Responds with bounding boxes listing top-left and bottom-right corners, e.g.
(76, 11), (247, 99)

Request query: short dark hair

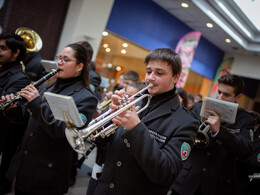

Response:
(66, 43), (90, 88)
(128, 81), (146, 92)
(218, 74), (244, 96)
(177, 87), (188, 107)
(0, 32), (26, 62)
(144, 48), (182, 76)
(76, 41), (93, 63)
(250, 111), (260, 125)
(123, 70), (140, 82)
(89, 61), (96, 71)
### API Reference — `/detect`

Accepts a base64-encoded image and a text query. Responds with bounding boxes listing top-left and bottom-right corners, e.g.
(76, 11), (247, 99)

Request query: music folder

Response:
(44, 92), (84, 127)
(41, 60), (58, 72)
(200, 97), (238, 124)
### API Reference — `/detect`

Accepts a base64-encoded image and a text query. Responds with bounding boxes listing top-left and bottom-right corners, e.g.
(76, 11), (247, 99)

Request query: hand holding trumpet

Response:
(110, 90), (141, 130)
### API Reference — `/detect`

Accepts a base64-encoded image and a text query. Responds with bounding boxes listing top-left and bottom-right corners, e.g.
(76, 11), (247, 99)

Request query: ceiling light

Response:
(206, 10), (244, 45)
(206, 23), (213, 28)
(181, 3), (189, 8)
(107, 63), (112, 68)
(116, 66), (121, 71)
(102, 31), (108, 36)
(105, 48), (111, 52)
(121, 49), (126, 54)
(225, 38), (231, 43)
(216, 0), (252, 38)
(103, 43), (108, 48)
(122, 43), (128, 47)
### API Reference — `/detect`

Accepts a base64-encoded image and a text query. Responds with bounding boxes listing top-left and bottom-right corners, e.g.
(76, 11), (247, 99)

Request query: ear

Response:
(13, 49), (20, 60)
(76, 63), (84, 73)
(173, 73), (181, 84)
(235, 93), (242, 101)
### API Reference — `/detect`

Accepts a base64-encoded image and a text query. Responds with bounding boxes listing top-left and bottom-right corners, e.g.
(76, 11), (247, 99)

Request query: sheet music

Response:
(44, 92), (84, 127)
(200, 97), (238, 124)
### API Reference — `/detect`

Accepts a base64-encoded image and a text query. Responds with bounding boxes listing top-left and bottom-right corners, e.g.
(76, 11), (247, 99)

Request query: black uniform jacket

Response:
(0, 62), (30, 151)
(90, 88), (199, 195)
(6, 79), (98, 195)
(173, 101), (255, 195)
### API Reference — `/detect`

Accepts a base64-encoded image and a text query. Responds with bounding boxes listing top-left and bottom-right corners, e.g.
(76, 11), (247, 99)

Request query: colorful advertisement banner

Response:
(175, 31), (201, 88)
(209, 57), (233, 98)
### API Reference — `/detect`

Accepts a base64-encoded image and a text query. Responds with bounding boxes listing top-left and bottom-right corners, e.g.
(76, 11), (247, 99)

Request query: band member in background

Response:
(87, 48), (199, 195)
(172, 74), (256, 195)
(243, 111), (260, 195)
(125, 81), (146, 97)
(5, 43), (98, 195)
(0, 32), (29, 194)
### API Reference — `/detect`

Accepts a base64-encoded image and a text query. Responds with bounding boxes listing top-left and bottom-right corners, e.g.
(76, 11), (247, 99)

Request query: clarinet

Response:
(0, 69), (60, 111)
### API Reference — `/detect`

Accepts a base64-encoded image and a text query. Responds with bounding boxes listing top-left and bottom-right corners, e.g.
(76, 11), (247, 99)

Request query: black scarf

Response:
(52, 76), (82, 93)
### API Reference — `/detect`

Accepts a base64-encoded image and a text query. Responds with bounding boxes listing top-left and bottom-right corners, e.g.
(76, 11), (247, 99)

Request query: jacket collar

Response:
(141, 91), (180, 123)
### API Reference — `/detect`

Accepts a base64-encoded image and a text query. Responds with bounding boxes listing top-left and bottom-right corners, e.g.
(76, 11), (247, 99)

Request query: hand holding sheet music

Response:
(200, 97), (238, 124)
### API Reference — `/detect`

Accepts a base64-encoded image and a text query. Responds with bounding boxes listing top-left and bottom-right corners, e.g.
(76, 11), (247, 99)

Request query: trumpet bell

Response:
(15, 27), (43, 52)
(194, 122), (210, 148)
(65, 127), (86, 154)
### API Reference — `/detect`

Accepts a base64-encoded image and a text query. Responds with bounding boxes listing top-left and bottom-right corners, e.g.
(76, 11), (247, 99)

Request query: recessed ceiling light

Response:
(116, 66), (121, 71)
(102, 31), (108, 36)
(181, 3), (189, 8)
(206, 23), (213, 28)
(107, 63), (112, 68)
(225, 38), (231, 43)
(103, 43), (108, 48)
(122, 43), (128, 47)
(121, 49), (126, 54)
(105, 48), (111, 52)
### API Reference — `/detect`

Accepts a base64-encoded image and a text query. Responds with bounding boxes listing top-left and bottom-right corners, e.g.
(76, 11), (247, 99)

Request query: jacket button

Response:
(123, 139), (128, 143)
(206, 152), (211, 156)
(109, 183), (114, 189)
(24, 150), (28, 155)
(117, 161), (122, 167)
(29, 132), (34, 136)
(126, 143), (131, 148)
(48, 163), (53, 168)
(202, 167), (207, 172)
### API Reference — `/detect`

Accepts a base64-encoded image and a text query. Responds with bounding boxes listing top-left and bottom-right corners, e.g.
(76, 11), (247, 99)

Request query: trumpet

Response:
(0, 69), (60, 111)
(65, 83), (153, 154)
(194, 121), (211, 148)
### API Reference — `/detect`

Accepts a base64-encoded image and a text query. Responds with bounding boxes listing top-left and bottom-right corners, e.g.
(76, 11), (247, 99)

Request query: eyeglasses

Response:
(55, 55), (78, 64)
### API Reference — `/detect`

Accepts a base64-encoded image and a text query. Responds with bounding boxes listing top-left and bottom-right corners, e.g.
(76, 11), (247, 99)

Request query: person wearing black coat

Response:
(5, 43), (98, 195)
(86, 48), (199, 195)
(0, 32), (29, 194)
(22, 51), (46, 82)
(172, 74), (256, 195)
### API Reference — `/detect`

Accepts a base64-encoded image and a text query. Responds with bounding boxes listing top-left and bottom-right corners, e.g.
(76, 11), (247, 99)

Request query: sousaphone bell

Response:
(15, 27), (43, 52)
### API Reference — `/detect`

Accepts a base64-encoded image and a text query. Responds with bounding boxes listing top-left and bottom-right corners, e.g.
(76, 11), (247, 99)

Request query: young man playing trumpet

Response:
(87, 48), (199, 195)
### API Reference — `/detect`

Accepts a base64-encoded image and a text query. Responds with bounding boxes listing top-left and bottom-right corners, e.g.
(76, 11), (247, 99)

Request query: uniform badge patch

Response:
(250, 129), (254, 142)
(257, 153), (260, 163)
(181, 142), (191, 161)
(79, 113), (87, 125)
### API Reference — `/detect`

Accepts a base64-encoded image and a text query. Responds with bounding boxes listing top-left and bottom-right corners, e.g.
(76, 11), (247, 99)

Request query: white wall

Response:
(224, 53), (260, 80)
(56, 0), (115, 61)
